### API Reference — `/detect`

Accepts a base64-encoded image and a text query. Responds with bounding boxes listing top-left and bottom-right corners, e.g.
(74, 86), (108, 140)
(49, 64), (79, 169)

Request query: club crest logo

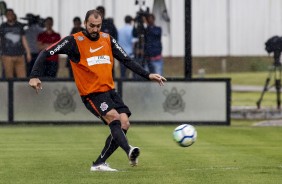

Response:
(100, 102), (109, 111)
(53, 87), (76, 115)
(77, 36), (84, 41)
(163, 87), (185, 115)
(102, 33), (108, 38)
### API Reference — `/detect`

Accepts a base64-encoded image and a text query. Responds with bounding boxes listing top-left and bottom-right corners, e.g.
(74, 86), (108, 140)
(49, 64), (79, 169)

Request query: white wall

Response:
(192, 0), (282, 56)
(192, 0), (228, 56)
(3, 0), (282, 57)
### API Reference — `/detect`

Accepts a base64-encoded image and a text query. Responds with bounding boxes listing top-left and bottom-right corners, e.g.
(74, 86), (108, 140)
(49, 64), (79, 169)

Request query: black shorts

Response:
(82, 89), (131, 123)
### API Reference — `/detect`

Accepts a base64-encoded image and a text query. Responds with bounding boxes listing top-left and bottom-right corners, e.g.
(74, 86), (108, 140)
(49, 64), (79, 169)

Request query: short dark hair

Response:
(146, 13), (155, 21)
(73, 16), (81, 23)
(125, 15), (133, 24)
(5, 8), (14, 15)
(45, 17), (53, 23)
(96, 6), (105, 17)
(84, 9), (102, 22)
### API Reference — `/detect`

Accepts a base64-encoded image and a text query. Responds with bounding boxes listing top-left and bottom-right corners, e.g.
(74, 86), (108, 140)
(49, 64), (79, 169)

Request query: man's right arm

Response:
(30, 36), (77, 78)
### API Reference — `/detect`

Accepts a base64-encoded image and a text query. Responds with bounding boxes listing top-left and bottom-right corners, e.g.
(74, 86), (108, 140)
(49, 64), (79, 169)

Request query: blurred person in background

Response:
(96, 6), (118, 40)
(0, 8), (31, 78)
(37, 17), (61, 77)
(70, 16), (85, 35)
(144, 13), (163, 75)
(96, 6), (118, 78)
(118, 15), (135, 79)
(66, 16), (85, 78)
(23, 13), (44, 76)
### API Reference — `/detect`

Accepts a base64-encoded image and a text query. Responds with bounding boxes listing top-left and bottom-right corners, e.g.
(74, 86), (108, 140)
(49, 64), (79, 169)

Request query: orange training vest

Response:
(70, 32), (115, 96)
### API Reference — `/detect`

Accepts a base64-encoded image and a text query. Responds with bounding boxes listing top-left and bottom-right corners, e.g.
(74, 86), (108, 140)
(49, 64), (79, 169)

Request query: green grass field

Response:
(202, 72), (268, 86)
(1, 124), (282, 184)
(1, 71), (281, 183)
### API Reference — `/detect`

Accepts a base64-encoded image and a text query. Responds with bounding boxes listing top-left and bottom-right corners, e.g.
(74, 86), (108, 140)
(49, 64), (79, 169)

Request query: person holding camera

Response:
(24, 13), (44, 76)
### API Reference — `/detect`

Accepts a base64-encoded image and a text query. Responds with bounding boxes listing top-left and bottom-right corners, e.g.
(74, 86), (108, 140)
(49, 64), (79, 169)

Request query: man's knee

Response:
(120, 113), (130, 130)
(103, 109), (120, 124)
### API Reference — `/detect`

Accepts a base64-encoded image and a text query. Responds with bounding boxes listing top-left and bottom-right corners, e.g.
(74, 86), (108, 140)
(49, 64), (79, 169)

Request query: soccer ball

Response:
(173, 124), (197, 147)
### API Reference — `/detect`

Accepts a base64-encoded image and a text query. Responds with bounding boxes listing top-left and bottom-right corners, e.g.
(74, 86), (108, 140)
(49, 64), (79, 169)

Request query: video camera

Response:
(133, 0), (149, 37)
(20, 13), (45, 28)
(265, 35), (282, 66)
(265, 35), (282, 53)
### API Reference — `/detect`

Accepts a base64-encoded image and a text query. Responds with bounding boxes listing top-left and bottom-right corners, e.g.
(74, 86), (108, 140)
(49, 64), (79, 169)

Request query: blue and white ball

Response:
(173, 124), (197, 147)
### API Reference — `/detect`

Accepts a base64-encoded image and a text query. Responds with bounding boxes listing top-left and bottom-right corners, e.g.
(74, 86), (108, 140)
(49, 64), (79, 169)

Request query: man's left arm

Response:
(111, 36), (166, 85)
(110, 36), (150, 79)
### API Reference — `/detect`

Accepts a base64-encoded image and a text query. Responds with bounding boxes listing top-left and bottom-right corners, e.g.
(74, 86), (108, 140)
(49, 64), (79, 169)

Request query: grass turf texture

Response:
(202, 71), (276, 86)
(0, 125), (282, 184)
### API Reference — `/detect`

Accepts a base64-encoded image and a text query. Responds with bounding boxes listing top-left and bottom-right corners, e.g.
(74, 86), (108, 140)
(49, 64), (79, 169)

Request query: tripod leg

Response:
(275, 79), (281, 109)
(275, 66), (281, 109)
(257, 67), (274, 109)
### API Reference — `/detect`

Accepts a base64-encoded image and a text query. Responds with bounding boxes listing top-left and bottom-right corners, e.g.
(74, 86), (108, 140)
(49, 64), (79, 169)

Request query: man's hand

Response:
(29, 78), (42, 94)
(149, 74), (167, 86)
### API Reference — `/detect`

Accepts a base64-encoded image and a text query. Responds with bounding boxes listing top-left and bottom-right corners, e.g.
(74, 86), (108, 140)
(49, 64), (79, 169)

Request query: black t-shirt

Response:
(101, 18), (118, 40)
(0, 22), (25, 56)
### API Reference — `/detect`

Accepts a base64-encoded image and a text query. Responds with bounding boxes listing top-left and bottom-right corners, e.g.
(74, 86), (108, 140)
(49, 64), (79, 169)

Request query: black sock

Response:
(108, 120), (130, 153)
(93, 120), (130, 165)
(93, 129), (127, 165)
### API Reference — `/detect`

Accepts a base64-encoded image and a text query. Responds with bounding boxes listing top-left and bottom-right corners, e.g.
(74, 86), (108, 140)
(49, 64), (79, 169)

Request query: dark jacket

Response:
(101, 18), (118, 40)
(144, 25), (162, 57)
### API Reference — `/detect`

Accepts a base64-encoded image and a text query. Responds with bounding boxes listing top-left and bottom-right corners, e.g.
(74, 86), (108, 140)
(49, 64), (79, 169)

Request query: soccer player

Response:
(29, 9), (166, 172)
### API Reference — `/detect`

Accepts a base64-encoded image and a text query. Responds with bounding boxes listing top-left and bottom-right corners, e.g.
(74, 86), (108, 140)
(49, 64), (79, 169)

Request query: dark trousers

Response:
(26, 53), (39, 77)
(44, 60), (58, 77)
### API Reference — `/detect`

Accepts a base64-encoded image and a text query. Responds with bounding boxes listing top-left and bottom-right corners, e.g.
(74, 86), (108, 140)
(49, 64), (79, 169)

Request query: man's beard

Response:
(86, 29), (99, 39)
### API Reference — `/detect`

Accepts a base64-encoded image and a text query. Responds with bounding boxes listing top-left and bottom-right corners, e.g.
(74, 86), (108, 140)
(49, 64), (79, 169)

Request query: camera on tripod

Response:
(133, 0), (149, 38)
(265, 35), (282, 53)
(265, 35), (282, 66)
(257, 35), (282, 109)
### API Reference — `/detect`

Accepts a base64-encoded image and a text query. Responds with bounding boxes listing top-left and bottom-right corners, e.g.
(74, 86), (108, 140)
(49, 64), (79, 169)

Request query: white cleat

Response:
(128, 145), (140, 167)
(90, 163), (118, 172)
